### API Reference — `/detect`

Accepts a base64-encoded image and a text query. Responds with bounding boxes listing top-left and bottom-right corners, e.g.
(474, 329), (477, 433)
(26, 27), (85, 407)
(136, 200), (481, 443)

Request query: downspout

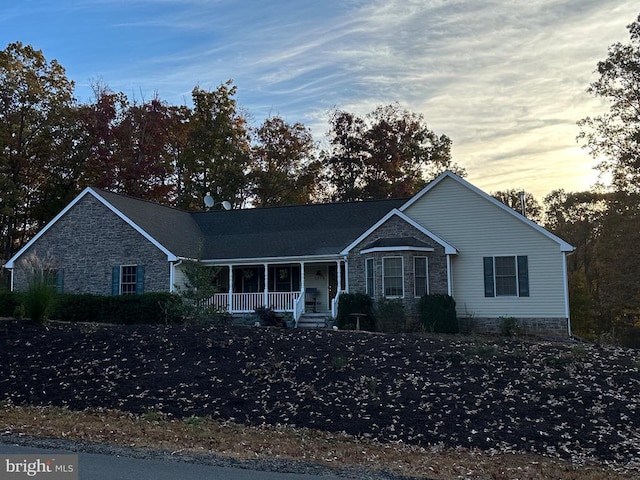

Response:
(446, 255), (453, 297)
(169, 260), (182, 293)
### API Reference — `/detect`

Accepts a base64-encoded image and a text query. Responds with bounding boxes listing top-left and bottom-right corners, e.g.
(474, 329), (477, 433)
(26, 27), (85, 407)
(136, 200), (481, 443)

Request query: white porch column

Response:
(300, 261), (305, 294)
(337, 260), (342, 293)
(263, 263), (269, 307)
(343, 257), (349, 293)
(228, 265), (233, 311)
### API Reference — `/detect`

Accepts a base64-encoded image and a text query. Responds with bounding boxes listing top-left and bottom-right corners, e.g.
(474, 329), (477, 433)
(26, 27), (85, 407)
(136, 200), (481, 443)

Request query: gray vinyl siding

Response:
(173, 263), (189, 292)
(403, 176), (567, 319)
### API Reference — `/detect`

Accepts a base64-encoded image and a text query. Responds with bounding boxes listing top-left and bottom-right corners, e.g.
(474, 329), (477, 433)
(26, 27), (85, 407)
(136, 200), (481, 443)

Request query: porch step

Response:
(297, 313), (329, 329)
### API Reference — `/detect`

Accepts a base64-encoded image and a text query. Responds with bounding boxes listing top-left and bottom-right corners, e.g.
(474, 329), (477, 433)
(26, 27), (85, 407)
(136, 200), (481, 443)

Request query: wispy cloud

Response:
(1, 0), (638, 197)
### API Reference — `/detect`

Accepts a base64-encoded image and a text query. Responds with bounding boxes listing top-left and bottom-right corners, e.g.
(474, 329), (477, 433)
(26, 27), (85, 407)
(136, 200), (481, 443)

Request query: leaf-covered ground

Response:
(0, 320), (638, 473)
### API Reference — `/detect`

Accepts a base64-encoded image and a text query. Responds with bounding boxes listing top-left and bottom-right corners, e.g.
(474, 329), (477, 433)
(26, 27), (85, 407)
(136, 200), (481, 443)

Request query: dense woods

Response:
(2, 12), (640, 342)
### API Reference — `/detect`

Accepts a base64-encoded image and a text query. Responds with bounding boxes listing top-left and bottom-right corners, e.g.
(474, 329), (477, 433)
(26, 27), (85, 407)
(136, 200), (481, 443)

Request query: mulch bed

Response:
(0, 320), (639, 469)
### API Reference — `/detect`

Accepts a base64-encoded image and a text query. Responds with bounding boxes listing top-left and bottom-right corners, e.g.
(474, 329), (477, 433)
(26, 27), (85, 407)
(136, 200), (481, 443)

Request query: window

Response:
(43, 269), (64, 293)
(483, 256), (529, 297)
(234, 266), (263, 293)
(120, 265), (138, 295)
(414, 257), (429, 297)
(365, 258), (375, 296)
(269, 265), (300, 292)
(43, 269), (57, 288)
(112, 265), (144, 295)
(383, 257), (403, 297)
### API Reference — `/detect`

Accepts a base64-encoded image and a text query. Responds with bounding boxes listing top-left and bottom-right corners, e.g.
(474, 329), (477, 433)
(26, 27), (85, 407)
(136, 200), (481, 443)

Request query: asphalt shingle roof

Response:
(93, 189), (204, 258)
(93, 189), (406, 261)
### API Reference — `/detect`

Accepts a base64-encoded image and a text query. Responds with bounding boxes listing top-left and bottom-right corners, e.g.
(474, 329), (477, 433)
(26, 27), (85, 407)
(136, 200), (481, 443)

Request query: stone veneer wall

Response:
(347, 215), (448, 319)
(12, 194), (170, 295)
(458, 316), (570, 338)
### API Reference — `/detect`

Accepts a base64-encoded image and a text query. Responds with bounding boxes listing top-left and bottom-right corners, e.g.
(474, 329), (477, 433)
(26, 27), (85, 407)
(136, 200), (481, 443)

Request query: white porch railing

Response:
(208, 292), (300, 313)
(331, 290), (344, 319)
(293, 293), (305, 323)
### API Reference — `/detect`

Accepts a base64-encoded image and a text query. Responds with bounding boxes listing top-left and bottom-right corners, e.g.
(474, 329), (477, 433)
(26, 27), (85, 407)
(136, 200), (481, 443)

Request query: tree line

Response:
(0, 42), (463, 263)
(2, 12), (640, 342)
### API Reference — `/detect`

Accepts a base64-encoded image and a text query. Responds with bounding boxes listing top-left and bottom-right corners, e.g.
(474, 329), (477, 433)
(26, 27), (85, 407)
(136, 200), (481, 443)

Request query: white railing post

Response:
(332, 290), (341, 319)
(294, 293), (304, 324)
(228, 265), (233, 313)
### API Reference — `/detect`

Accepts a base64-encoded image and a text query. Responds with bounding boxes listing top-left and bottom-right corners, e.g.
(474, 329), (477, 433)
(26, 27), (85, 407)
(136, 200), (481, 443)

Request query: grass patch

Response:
(0, 404), (633, 480)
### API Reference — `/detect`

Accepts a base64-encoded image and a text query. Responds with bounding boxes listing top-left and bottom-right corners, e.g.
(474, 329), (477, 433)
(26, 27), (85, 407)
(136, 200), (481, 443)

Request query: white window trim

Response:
(365, 258), (375, 296)
(414, 256), (429, 297)
(492, 255), (521, 297)
(382, 256), (404, 298)
(120, 264), (138, 295)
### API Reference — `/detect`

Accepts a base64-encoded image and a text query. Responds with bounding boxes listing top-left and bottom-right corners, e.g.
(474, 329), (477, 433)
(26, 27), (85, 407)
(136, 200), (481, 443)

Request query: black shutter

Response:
(136, 265), (145, 294)
(483, 257), (495, 297)
(112, 266), (120, 295)
(517, 256), (529, 297)
(56, 269), (64, 293)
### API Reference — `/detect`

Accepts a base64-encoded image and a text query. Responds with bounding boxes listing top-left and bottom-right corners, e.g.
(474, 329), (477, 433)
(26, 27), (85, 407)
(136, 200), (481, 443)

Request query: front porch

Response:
(199, 260), (346, 322)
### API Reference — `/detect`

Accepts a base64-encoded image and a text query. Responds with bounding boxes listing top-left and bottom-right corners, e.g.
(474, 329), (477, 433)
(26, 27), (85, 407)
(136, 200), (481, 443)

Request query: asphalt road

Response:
(0, 444), (346, 480)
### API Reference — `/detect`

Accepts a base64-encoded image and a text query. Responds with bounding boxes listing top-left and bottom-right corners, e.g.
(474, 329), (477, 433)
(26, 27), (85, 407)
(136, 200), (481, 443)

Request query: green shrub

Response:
(419, 294), (458, 334)
(51, 293), (183, 324)
(336, 292), (375, 331)
(254, 306), (284, 327)
(332, 355), (349, 371)
(375, 298), (405, 333)
(13, 304), (25, 320)
(206, 309), (234, 326)
(0, 291), (22, 317)
(53, 294), (103, 322)
(500, 316), (520, 337)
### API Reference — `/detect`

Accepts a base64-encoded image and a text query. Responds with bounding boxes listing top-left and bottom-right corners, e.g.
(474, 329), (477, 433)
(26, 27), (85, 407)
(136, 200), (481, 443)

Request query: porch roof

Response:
(362, 236), (434, 250)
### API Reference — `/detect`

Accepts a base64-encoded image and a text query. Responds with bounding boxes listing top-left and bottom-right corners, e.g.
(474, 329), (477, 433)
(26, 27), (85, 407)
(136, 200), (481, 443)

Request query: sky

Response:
(1, 0), (638, 200)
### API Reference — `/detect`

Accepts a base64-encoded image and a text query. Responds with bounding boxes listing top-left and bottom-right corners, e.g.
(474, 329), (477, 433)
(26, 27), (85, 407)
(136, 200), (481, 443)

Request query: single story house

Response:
(3, 171), (575, 336)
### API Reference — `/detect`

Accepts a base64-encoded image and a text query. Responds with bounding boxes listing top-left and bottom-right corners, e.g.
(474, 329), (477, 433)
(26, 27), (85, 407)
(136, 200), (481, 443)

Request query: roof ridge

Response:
(91, 188), (192, 214)
(92, 188), (409, 215)
(190, 197), (410, 215)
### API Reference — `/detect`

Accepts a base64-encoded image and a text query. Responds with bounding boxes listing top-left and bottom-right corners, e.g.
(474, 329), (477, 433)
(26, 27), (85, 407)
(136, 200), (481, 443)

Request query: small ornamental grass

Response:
(24, 277), (56, 323)
(20, 253), (58, 323)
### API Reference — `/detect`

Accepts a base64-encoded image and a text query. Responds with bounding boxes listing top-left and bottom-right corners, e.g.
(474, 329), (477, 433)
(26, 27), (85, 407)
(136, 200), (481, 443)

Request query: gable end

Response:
(400, 171), (575, 252)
